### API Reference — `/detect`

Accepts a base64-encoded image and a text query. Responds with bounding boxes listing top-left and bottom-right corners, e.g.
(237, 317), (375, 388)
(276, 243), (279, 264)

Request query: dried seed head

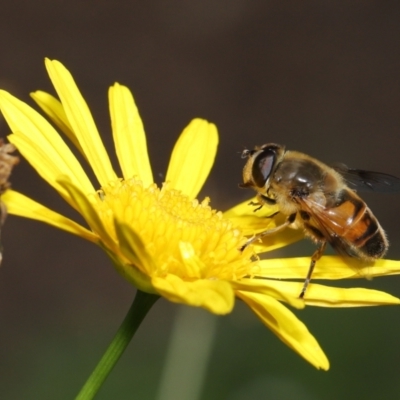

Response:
(0, 139), (19, 196)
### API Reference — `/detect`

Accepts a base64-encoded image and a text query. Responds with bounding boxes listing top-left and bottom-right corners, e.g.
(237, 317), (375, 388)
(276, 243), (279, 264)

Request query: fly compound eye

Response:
(252, 149), (276, 187)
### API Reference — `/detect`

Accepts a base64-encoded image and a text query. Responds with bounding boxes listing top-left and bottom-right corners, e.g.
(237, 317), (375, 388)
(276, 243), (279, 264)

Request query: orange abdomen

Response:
(325, 188), (387, 259)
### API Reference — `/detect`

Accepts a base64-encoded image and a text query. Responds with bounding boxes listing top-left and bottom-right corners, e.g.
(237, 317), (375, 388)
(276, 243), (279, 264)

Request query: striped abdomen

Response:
(322, 188), (388, 259)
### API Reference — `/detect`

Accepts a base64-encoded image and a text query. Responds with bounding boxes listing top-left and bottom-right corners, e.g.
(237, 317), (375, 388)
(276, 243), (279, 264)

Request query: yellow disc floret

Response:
(93, 177), (255, 282)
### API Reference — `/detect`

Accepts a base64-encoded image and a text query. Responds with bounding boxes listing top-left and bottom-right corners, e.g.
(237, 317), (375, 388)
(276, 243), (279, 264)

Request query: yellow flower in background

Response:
(2, 59), (400, 372)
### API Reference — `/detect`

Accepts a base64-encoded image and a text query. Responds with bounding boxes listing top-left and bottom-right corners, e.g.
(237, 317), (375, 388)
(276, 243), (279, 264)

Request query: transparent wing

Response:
(297, 196), (361, 259)
(332, 163), (400, 193)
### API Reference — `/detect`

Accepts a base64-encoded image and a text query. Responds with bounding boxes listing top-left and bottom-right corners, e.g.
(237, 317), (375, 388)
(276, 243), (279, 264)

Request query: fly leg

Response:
(249, 193), (277, 212)
(240, 213), (296, 251)
(299, 241), (327, 298)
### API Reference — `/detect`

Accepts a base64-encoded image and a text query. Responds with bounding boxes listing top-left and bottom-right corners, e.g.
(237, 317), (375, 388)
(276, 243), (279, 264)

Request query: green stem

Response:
(75, 290), (160, 400)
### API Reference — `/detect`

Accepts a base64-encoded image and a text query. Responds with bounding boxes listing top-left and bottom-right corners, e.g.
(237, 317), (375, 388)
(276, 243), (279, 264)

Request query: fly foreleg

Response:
(240, 212), (296, 251)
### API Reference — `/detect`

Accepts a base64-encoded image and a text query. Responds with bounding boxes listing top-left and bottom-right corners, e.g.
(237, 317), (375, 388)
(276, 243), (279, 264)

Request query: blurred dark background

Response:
(1, 1), (400, 399)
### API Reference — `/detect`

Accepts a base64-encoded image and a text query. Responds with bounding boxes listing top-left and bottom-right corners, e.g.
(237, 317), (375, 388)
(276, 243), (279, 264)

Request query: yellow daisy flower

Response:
(1, 59), (400, 374)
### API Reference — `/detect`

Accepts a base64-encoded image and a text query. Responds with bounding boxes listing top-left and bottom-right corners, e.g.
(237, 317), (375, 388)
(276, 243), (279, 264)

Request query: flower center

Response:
(93, 177), (256, 281)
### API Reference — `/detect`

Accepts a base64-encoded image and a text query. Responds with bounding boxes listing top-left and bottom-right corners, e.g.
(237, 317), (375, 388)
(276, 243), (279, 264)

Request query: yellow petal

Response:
(0, 90), (94, 198)
(7, 134), (72, 204)
(44, 58), (117, 185)
(224, 197), (304, 251)
(152, 274), (234, 314)
(165, 119), (218, 198)
(231, 279), (305, 309)
(108, 84), (153, 186)
(113, 220), (155, 276)
(224, 197), (280, 225)
(238, 278), (400, 308)
(57, 176), (115, 248)
(304, 283), (400, 307)
(30, 90), (85, 156)
(257, 256), (400, 280)
(101, 242), (156, 295)
(2, 190), (97, 242)
(252, 229), (305, 253)
(236, 290), (329, 370)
